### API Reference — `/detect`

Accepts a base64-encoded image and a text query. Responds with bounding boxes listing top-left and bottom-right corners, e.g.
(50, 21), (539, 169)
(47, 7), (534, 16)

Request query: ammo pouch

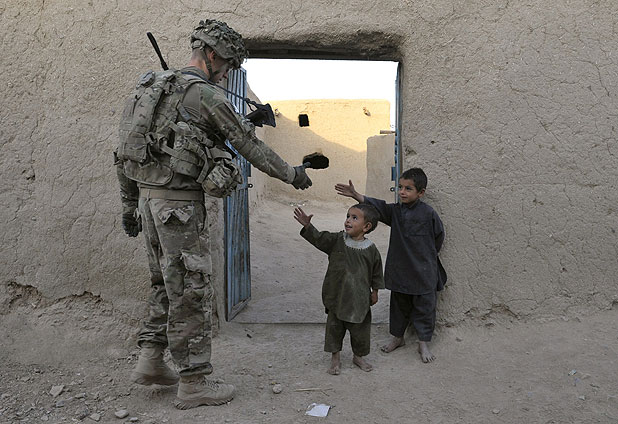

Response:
(162, 122), (242, 198)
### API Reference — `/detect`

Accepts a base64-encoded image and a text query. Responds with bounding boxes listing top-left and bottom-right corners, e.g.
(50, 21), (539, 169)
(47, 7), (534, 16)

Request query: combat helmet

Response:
(190, 19), (248, 69)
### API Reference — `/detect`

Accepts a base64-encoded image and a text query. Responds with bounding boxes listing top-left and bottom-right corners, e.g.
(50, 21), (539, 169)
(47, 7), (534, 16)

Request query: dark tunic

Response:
(300, 224), (385, 324)
(363, 197), (446, 295)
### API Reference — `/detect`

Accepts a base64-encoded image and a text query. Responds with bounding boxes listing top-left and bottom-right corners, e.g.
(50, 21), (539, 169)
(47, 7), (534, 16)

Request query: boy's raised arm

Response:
(335, 180), (365, 203)
(293, 207), (314, 228)
(294, 207), (338, 254)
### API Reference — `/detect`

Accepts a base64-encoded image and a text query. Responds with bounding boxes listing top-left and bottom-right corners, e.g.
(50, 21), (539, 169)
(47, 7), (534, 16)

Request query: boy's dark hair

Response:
(352, 203), (379, 234)
(400, 167), (427, 192)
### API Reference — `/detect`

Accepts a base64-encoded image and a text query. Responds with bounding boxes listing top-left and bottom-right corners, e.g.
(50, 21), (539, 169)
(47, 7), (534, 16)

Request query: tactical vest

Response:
(117, 69), (241, 197)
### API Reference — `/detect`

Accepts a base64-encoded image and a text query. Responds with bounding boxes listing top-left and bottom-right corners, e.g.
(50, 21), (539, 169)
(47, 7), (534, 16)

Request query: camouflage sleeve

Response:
(201, 90), (295, 184)
(114, 151), (139, 214)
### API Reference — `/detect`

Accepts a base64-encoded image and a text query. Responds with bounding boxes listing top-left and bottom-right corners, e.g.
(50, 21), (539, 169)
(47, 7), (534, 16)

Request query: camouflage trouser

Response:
(136, 197), (214, 376)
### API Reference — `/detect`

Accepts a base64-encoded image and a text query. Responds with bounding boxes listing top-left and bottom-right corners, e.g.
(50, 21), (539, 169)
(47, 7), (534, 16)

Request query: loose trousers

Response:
(389, 291), (436, 342)
(136, 197), (214, 376)
(324, 310), (372, 357)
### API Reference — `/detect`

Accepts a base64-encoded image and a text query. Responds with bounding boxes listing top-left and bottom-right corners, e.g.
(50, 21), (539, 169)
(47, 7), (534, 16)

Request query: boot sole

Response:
(174, 395), (234, 409)
(131, 372), (179, 386)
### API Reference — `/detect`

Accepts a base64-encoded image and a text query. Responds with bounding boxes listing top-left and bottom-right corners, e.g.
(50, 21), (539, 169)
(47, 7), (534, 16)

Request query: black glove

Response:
(292, 166), (312, 190)
(122, 212), (141, 237)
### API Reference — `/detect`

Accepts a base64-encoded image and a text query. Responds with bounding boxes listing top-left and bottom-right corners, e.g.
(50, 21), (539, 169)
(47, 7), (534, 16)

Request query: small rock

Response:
(272, 384), (283, 394)
(50, 385), (64, 398)
(455, 337), (463, 342)
(114, 409), (129, 419)
(260, 410), (267, 414)
(129, 418), (139, 422)
(76, 407), (90, 420)
(578, 395), (586, 401)
(55, 400), (66, 408)
(20, 376), (31, 382)
(267, 364), (273, 368)
(492, 409), (500, 414)
(89, 412), (101, 421)
(75, 393), (86, 399)
(568, 369), (577, 376)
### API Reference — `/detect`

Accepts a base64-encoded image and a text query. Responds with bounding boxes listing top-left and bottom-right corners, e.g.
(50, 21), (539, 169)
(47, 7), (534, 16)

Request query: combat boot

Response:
(175, 375), (235, 409)
(130, 345), (179, 386)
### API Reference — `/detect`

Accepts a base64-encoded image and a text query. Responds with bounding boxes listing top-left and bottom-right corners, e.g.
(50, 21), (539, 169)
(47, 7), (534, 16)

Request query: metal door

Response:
(392, 62), (402, 201)
(224, 68), (252, 320)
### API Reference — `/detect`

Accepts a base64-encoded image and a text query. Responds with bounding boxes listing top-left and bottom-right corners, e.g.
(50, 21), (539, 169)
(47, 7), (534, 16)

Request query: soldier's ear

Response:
(206, 48), (218, 63)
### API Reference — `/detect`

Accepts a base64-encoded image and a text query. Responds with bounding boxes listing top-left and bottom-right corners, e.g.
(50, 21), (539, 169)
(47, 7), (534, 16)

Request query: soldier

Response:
(115, 19), (312, 409)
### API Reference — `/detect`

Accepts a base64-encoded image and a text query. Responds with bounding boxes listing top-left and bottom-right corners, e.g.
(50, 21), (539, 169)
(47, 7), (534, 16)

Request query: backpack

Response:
(116, 69), (241, 197)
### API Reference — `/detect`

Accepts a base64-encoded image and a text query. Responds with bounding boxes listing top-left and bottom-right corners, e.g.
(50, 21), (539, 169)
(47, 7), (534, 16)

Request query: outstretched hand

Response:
(294, 207), (313, 228)
(335, 180), (364, 202)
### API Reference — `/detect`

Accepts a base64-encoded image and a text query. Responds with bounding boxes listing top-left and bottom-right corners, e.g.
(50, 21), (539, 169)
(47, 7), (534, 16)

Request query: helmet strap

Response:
(203, 49), (220, 82)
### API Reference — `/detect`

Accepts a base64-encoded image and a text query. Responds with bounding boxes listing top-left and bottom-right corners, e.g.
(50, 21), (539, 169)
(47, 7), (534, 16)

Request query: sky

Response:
(242, 59), (398, 128)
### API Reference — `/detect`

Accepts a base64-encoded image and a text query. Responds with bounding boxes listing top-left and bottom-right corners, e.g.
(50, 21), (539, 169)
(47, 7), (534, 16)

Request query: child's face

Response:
(344, 207), (371, 239)
(398, 178), (425, 204)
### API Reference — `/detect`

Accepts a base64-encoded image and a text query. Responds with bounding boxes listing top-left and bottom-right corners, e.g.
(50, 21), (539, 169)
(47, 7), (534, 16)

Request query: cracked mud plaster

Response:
(1, 0), (617, 324)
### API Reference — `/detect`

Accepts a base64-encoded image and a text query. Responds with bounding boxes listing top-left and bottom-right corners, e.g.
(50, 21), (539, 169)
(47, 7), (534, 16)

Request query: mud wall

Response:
(1, 0), (616, 332)
(261, 99), (390, 202)
(365, 134), (396, 201)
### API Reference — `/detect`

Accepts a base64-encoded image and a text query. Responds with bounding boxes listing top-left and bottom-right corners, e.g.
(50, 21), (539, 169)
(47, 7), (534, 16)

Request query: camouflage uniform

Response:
(117, 66), (296, 377)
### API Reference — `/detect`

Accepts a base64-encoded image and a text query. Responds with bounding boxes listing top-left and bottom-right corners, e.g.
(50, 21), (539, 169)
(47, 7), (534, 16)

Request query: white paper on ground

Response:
(305, 403), (331, 417)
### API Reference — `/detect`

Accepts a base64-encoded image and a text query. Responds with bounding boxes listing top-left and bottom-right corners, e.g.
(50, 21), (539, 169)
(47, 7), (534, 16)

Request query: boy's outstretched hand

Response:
(335, 180), (364, 203)
(294, 207), (313, 228)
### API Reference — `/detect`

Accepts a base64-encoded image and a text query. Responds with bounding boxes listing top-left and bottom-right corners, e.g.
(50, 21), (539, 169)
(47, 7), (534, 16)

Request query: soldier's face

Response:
(211, 55), (232, 83)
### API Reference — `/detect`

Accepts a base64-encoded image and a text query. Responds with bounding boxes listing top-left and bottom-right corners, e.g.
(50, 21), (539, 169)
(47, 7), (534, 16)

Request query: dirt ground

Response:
(1, 199), (617, 423)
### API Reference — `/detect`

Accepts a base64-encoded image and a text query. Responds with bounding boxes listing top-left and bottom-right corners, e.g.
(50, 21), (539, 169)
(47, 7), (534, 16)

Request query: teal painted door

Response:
(224, 68), (251, 320)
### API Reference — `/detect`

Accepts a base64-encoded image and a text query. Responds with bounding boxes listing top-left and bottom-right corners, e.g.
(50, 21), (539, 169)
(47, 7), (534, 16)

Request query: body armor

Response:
(117, 69), (240, 197)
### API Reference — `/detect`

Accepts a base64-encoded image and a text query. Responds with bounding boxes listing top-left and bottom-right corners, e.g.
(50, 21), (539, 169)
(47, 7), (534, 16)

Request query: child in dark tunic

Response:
(294, 204), (385, 375)
(335, 168), (446, 363)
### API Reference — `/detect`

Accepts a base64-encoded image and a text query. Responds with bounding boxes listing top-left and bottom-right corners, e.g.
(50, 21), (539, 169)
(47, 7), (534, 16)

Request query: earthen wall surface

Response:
(261, 99), (390, 202)
(1, 0), (616, 328)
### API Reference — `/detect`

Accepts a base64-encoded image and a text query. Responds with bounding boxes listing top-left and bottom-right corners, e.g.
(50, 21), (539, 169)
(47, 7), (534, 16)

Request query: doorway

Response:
(232, 58), (400, 323)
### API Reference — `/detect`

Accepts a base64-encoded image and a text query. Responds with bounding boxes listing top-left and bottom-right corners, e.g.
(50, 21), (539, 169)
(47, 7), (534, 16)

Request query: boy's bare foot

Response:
(327, 352), (341, 375)
(380, 336), (405, 353)
(352, 355), (373, 372)
(418, 341), (435, 363)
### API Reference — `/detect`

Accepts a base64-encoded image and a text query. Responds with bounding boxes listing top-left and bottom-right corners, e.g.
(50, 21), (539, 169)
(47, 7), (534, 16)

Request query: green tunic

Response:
(301, 224), (385, 324)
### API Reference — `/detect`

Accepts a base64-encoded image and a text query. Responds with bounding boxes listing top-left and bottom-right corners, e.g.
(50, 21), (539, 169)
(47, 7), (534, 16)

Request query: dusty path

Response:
(236, 198), (391, 324)
(1, 308), (617, 423)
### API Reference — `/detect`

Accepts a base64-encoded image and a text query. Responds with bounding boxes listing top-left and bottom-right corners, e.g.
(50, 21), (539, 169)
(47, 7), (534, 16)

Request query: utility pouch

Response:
(201, 147), (243, 198)
(166, 121), (214, 179)
(122, 159), (173, 186)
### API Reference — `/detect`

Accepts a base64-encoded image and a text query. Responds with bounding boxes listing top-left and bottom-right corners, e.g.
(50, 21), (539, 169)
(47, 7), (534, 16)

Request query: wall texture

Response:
(366, 134), (396, 201)
(1, 0), (616, 331)
(261, 99), (391, 202)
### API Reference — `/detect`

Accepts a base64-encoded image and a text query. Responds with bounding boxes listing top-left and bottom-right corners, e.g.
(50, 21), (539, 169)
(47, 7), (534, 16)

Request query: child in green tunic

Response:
(294, 204), (385, 375)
